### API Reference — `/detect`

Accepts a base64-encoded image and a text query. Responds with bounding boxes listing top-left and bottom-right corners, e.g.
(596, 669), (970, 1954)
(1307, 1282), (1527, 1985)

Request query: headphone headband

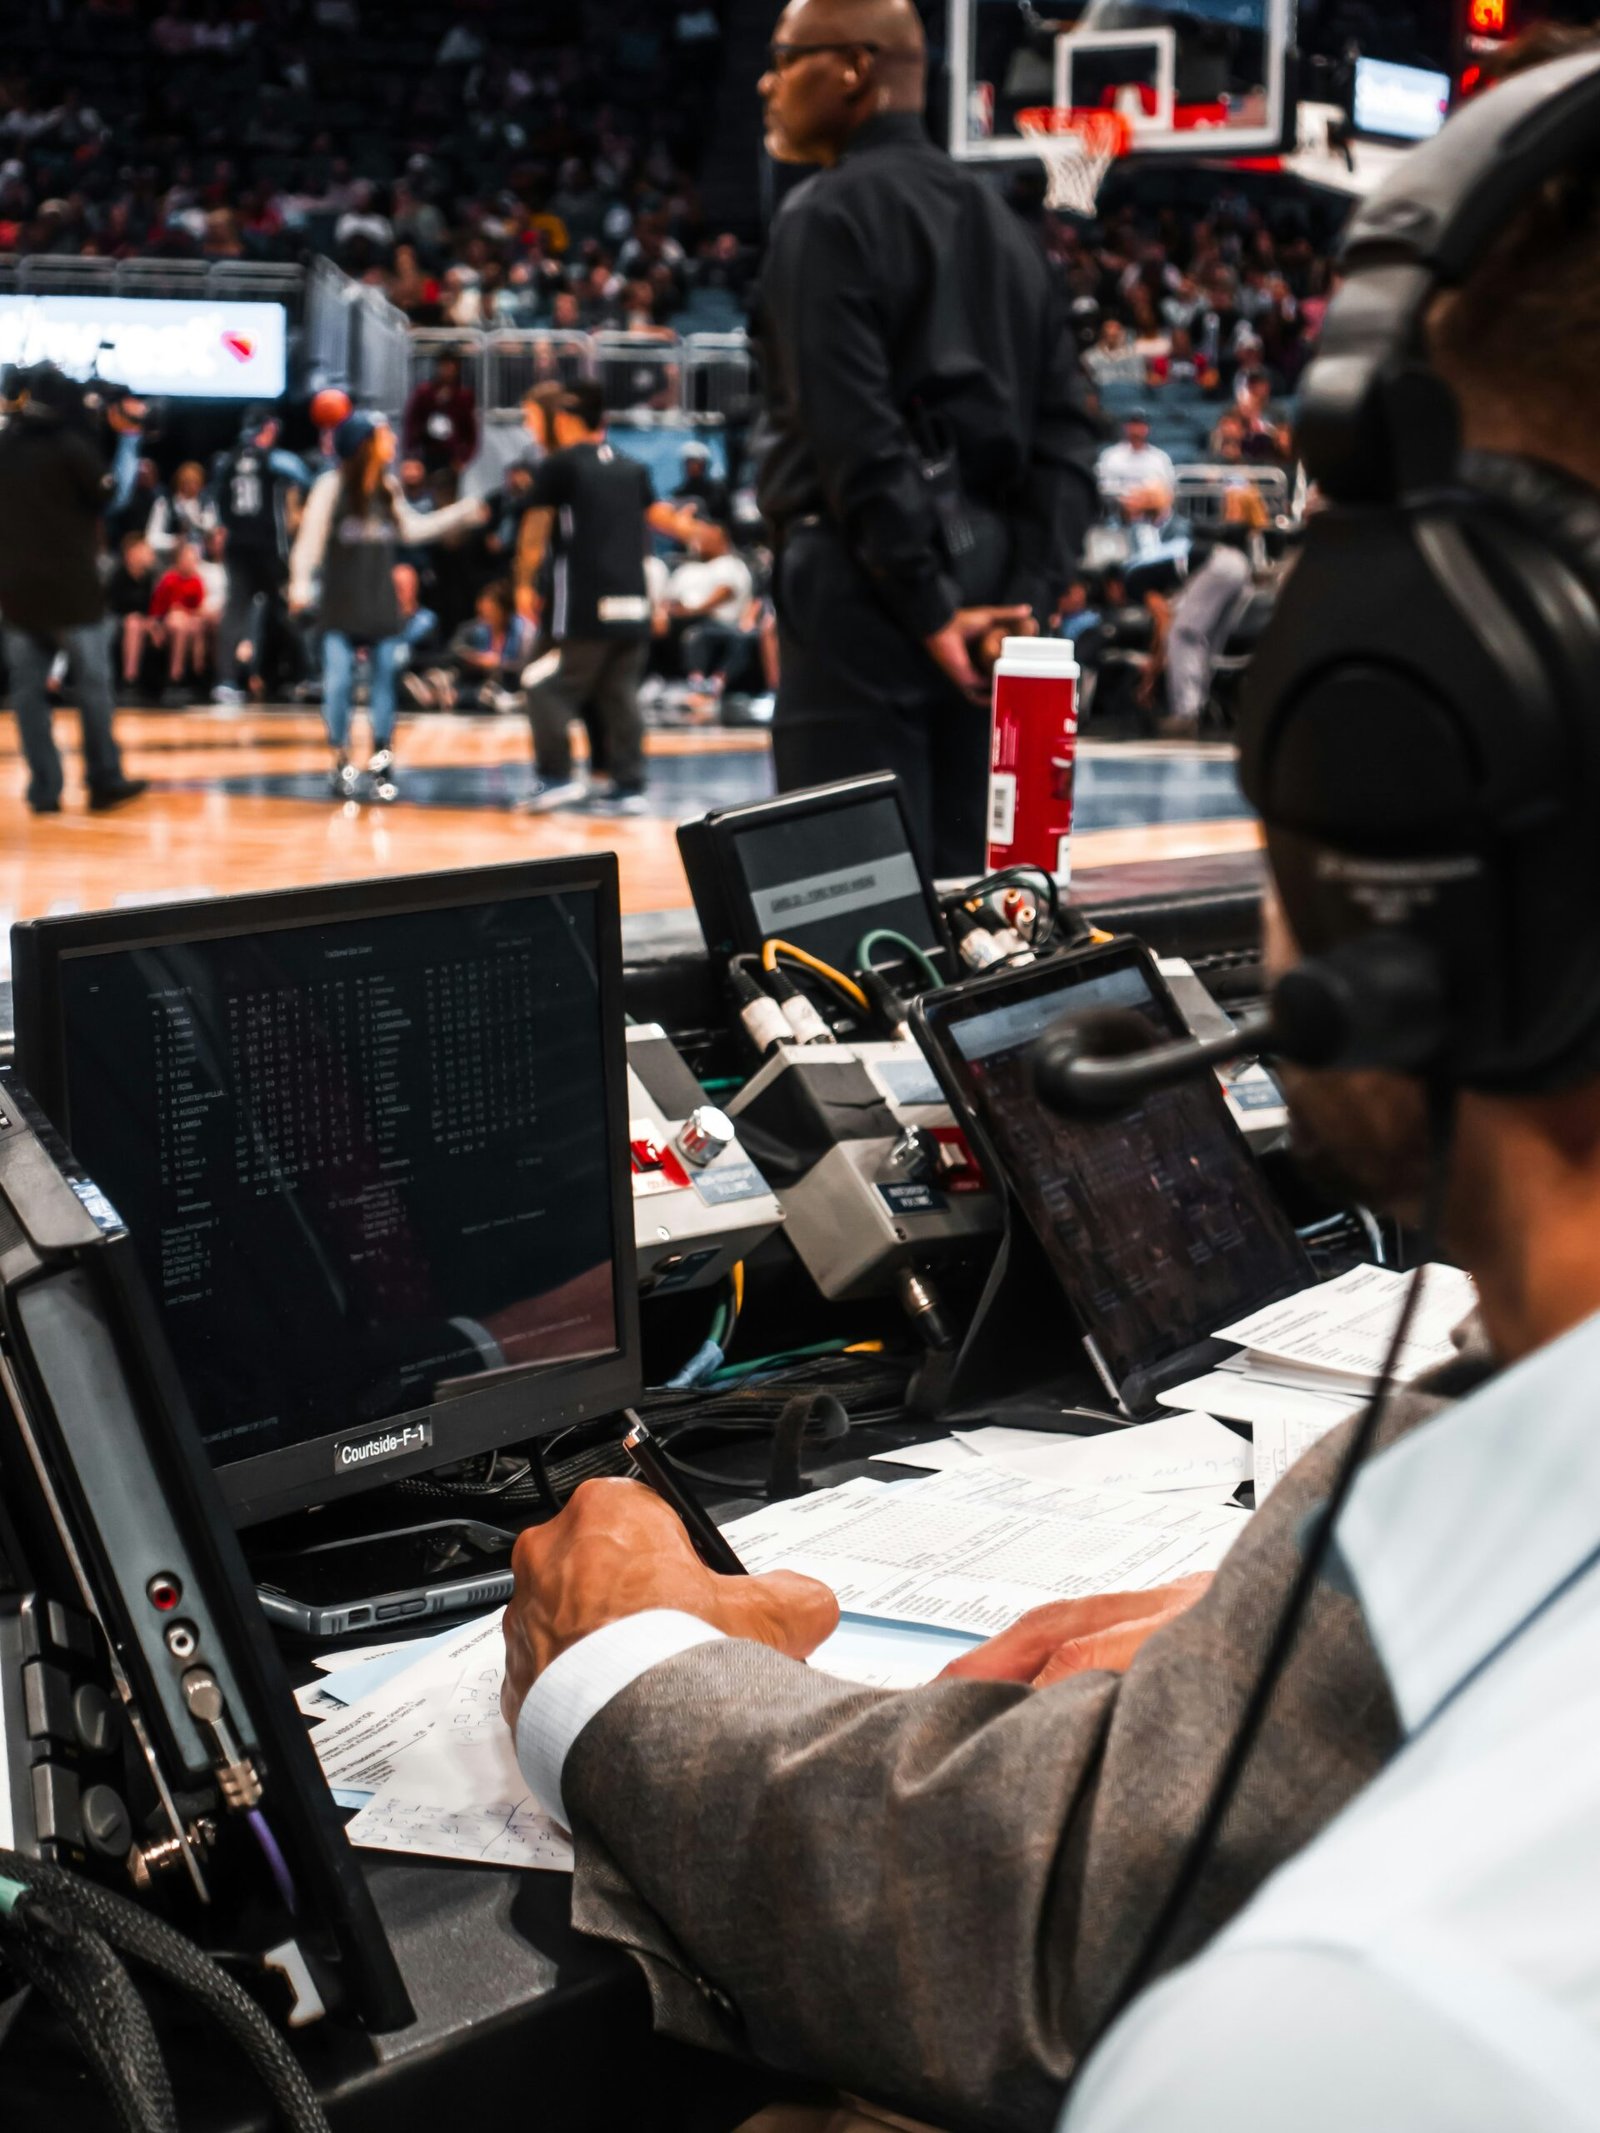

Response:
(1302, 48), (1600, 502)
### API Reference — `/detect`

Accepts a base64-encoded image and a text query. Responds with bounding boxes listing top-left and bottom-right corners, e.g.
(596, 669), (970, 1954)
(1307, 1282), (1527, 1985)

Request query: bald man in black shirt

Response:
(756, 0), (1098, 874)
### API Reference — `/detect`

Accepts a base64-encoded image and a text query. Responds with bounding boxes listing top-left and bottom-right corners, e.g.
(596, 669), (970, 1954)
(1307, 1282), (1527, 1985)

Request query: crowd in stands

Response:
(0, 0), (755, 334)
(0, 0), (1344, 739)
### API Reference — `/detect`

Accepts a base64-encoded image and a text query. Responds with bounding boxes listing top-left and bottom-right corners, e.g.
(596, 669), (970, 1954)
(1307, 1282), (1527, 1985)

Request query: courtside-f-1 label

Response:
(333, 1420), (433, 1474)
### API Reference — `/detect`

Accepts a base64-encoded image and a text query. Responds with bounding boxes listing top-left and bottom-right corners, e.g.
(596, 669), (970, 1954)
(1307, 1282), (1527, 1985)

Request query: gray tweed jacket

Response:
(562, 1361), (1484, 2133)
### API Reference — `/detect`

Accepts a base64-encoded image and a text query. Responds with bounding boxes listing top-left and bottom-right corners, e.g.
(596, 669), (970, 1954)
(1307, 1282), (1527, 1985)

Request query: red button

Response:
(630, 1136), (665, 1172)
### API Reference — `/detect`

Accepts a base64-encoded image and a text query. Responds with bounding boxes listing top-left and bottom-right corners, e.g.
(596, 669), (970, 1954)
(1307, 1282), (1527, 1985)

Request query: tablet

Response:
(912, 941), (1309, 1402)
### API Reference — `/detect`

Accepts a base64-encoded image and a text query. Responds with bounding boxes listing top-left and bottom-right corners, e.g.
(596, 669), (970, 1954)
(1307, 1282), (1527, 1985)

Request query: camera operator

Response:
(0, 364), (145, 815)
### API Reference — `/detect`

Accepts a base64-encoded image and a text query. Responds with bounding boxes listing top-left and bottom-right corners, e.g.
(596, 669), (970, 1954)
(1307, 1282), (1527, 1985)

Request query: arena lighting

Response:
(1467, 0), (1510, 38)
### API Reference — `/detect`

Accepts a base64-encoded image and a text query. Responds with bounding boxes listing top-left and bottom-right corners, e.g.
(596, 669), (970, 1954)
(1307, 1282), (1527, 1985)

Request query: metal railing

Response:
(1172, 464), (1291, 525)
(0, 256), (306, 305)
(402, 320), (754, 421)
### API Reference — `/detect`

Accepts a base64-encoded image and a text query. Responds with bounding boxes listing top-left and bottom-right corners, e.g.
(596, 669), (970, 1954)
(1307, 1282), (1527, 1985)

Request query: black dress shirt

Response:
(754, 112), (1098, 642)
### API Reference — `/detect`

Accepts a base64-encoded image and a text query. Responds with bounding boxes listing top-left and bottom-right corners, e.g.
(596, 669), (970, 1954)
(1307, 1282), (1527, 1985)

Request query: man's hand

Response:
(500, 1477), (840, 1732)
(924, 606), (1037, 700)
(938, 1575), (1212, 1688)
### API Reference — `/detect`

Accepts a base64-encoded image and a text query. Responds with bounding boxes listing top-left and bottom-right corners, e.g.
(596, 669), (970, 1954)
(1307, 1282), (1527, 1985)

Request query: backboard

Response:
(951, 0), (1295, 167)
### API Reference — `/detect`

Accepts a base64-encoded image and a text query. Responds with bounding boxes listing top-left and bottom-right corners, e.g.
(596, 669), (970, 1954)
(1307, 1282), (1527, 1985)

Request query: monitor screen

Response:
(925, 947), (1308, 1394)
(14, 863), (638, 1522)
(0, 296), (288, 400)
(1353, 57), (1451, 143)
(730, 791), (944, 974)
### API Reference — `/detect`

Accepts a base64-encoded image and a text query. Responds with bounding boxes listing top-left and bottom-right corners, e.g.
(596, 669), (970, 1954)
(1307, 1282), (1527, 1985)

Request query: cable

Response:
(761, 938), (870, 1013)
(0, 1895), (176, 2133)
(0, 1851), (332, 2133)
(856, 927), (945, 991)
(1071, 1083), (1457, 2077)
(246, 1807), (298, 1917)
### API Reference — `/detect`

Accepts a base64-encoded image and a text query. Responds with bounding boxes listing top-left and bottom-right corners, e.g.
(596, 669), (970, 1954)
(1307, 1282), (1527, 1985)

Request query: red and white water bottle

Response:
(986, 637), (1079, 885)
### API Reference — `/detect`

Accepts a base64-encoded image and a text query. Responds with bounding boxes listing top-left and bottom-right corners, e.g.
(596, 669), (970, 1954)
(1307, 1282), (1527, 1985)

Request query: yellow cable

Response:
(761, 938), (870, 1013)
(730, 1260), (745, 1327)
(843, 1340), (885, 1354)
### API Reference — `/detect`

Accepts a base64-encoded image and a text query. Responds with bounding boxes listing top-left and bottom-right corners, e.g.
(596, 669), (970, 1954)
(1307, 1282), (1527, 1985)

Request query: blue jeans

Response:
(5, 622), (126, 808)
(322, 631), (402, 753)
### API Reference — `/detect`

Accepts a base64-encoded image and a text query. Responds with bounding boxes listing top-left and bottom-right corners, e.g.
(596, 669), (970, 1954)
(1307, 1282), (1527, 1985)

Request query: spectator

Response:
(1237, 372), (1294, 463)
(150, 536), (211, 705)
(146, 459), (216, 560)
(1096, 412), (1177, 521)
(448, 579), (538, 713)
(401, 350), (478, 474)
(0, 363), (144, 813)
(1141, 487), (1270, 739)
(106, 532), (161, 702)
(666, 520), (752, 637)
(1208, 409), (1249, 464)
(392, 562), (446, 706)
(1084, 318), (1145, 387)
(671, 441), (731, 528)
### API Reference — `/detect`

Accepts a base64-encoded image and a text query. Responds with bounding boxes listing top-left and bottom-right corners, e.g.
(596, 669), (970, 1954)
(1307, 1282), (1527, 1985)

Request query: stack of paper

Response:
(724, 1464), (1249, 1643)
(1161, 1262), (1477, 1503)
(308, 1610), (576, 1872)
(872, 1408), (1250, 1504)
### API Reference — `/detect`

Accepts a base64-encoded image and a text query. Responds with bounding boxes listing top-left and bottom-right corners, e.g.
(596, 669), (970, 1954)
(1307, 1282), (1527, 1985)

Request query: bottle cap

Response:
(1000, 637), (1079, 672)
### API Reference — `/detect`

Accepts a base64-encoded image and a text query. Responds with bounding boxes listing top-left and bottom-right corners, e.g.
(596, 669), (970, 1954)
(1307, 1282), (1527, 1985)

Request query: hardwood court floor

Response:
(0, 708), (1260, 921)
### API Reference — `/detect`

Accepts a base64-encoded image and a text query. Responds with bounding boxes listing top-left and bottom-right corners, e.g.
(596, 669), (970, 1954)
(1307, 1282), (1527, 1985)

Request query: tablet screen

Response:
(929, 949), (1308, 1391)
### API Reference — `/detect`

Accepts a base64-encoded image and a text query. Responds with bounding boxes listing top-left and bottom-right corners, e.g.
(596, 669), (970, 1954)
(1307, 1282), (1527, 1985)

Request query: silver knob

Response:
(676, 1105), (735, 1169)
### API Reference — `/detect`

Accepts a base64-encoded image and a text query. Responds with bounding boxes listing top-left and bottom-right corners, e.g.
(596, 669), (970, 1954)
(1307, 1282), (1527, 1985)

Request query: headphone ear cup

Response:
(1460, 450), (1600, 609)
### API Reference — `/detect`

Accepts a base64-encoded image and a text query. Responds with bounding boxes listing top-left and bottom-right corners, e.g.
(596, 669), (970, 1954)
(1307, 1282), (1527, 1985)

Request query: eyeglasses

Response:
(765, 39), (879, 72)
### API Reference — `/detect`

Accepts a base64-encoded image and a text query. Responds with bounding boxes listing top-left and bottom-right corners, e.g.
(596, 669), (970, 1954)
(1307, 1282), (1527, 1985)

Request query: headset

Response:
(1038, 44), (1600, 1114)
(1036, 43), (1600, 2073)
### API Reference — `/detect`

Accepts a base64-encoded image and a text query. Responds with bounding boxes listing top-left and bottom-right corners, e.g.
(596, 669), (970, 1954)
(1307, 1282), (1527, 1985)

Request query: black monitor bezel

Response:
(11, 857), (642, 1526)
(677, 772), (952, 968)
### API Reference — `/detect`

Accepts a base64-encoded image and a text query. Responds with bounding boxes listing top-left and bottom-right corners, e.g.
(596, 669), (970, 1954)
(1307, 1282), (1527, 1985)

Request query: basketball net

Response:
(1015, 108), (1131, 217)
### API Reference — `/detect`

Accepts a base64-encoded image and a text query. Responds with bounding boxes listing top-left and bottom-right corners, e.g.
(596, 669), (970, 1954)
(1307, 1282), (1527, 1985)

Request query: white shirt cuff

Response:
(515, 1609), (726, 1827)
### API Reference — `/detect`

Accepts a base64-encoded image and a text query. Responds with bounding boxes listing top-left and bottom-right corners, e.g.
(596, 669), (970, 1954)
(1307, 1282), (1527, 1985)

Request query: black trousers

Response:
(771, 521), (990, 880)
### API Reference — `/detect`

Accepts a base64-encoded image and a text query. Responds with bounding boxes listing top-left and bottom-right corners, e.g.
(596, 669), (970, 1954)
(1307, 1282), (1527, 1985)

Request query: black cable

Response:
(0, 1853), (332, 2133)
(0, 1903), (176, 2133)
(1071, 1081), (1456, 2072)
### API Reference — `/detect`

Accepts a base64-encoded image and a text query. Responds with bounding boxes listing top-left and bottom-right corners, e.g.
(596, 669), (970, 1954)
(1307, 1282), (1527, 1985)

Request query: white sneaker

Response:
(588, 783), (649, 817)
(517, 777), (586, 814)
(211, 684), (248, 706)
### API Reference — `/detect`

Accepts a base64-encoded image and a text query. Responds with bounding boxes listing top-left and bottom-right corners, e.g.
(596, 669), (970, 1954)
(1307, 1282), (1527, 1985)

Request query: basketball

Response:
(309, 386), (352, 431)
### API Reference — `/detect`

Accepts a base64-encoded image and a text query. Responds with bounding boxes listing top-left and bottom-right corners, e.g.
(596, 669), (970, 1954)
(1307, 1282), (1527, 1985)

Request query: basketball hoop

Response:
(1015, 107), (1131, 217)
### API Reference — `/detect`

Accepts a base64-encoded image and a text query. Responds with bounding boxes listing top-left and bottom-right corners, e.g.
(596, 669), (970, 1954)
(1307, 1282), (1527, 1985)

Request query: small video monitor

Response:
(913, 940), (1309, 1403)
(1353, 57), (1451, 143)
(677, 774), (951, 983)
(12, 858), (640, 1524)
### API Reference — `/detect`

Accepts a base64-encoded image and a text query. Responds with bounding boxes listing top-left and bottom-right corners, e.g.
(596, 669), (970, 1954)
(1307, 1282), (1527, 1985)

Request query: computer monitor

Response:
(1352, 57), (1451, 143)
(12, 858), (640, 1525)
(677, 774), (951, 983)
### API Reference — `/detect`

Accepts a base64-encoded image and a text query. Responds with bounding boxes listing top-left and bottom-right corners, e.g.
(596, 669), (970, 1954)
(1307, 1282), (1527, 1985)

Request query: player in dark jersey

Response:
(210, 406), (311, 703)
(517, 380), (713, 814)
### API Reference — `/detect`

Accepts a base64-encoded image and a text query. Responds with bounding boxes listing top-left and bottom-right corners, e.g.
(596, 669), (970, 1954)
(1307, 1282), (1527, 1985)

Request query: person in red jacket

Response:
(401, 350), (478, 474)
(149, 538), (211, 706)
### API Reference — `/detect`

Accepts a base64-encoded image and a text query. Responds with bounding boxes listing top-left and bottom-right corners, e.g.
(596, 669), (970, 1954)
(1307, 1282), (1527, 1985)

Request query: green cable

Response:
(856, 929), (944, 990)
(705, 1338), (851, 1386)
(699, 1077), (744, 1095)
(0, 1875), (29, 1916)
